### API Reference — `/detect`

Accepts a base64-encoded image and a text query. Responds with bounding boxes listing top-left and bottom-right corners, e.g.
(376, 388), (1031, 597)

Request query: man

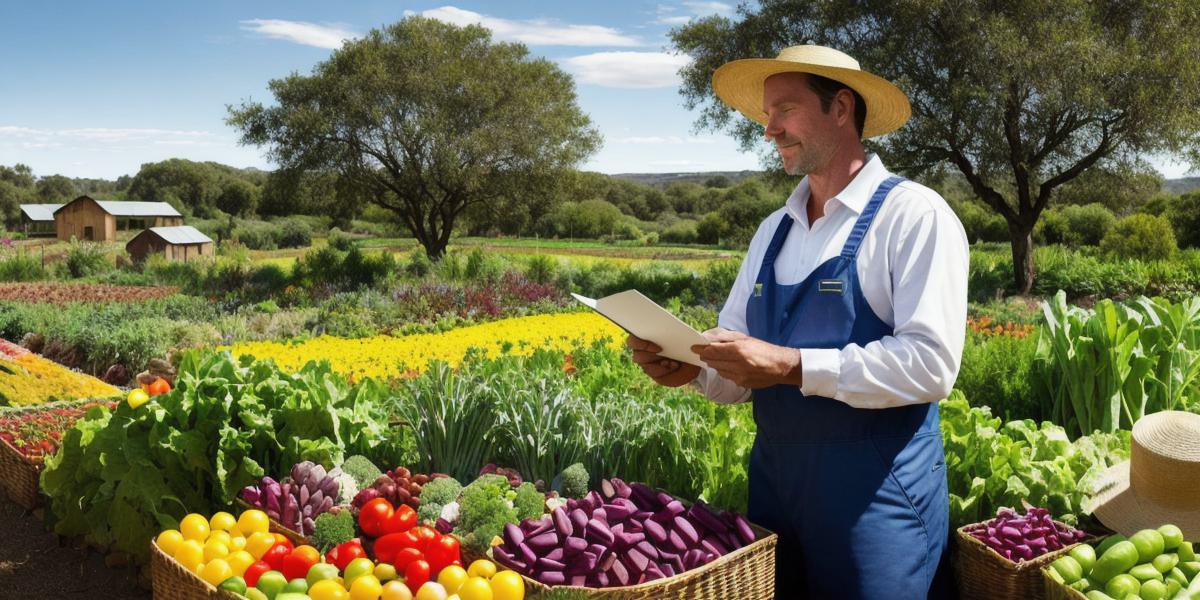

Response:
(629, 45), (968, 598)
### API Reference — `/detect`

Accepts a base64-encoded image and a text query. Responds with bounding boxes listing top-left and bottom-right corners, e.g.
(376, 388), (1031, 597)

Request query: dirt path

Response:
(0, 496), (150, 599)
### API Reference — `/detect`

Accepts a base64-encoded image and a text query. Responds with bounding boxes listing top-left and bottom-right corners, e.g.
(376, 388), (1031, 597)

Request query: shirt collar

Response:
(784, 154), (890, 225)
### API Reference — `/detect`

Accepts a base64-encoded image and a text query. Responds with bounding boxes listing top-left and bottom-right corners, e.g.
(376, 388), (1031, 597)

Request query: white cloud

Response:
(0, 126), (215, 147)
(560, 52), (690, 88)
(240, 19), (358, 49)
(654, 1), (732, 25)
(418, 6), (641, 46)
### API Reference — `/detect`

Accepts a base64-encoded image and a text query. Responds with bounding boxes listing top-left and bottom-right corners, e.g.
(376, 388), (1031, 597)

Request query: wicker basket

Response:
(953, 523), (1091, 600)
(502, 521), (777, 600)
(234, 498), (312, 546)
(1041, 567), (1090, 600)
(149, 539), (247, 600)
(0, 434), (41, 509)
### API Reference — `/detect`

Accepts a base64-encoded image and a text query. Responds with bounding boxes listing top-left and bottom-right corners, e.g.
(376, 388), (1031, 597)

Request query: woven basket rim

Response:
(511, 518), (778, 593)
(955, 521), (1094, 571)
(150, 538), (245, 600)
(0, 434), (44, 468)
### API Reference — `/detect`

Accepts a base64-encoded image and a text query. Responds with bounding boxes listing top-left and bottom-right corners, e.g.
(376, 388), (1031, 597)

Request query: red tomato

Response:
(404, 559), (431, 595)
(358, 497), (395, 538)
(243, 560), (272, 588)
(426, 534), (460, 573)
(383, 504), (417, 534)
(281, 550), (318, 581)
(393, 547), (425, 571)
(147, 377), (171, 396)
(326, 539), (366, 571)
(411, 526), (437, 552)
(262, 541), (292, 571)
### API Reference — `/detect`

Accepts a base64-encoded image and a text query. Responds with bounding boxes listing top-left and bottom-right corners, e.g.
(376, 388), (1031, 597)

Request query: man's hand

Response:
(691, 328), (803, 389)
(627, 335), (701, 387)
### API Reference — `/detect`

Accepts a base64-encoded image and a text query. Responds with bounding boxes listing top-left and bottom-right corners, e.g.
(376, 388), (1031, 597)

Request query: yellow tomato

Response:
(156, 529), (184, 556)
(180, 513), (211, 542)
(126, 388), (150, 409)
(237, 509), (270, 535)
(309, 579), (351, 600)
(200, 559), (234, 586)
(381, 580), (414, 600)
(437, 565), (468, 594)
(207, 530), (232, 548)
(226, 550), (255, 576)
(210, 511), (238, 532)
(466, 560), (496, 580)
(293, 544), (321, 564)
(245, 531), (277, 559)
(415, 582), (448, 600)
(350, 574), (383, 600)
(457, 577), (492, 600)
(489, 571), (524, 600)
(174, 539), (205, 573)
(203, 539), (230, 562)
(228, 535), (247, 552)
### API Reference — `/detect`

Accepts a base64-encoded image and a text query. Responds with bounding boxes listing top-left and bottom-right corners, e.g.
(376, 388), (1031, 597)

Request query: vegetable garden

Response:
(1, 245), (1199, 599)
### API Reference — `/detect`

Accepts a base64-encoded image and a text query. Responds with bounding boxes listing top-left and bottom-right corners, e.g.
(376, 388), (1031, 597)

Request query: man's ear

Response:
(834, 88), (856, 128)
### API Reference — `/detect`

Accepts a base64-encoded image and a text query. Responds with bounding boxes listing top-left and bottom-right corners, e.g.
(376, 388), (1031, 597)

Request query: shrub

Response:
(0, 252), (44, 282)
(327, 227), (355, 252)
(277, 219), (313, 249)
(955, 331), (1039, 421)
(144, 255), (208, 293)
(525, 254), (558, 284)
(232, 223), (277, 250)
(1060, 203), (1116, 246)
(1100, 213), (1177, 260)
(432, 251), (463, 280)
(695, 212), (728, 245)
(464, 248), (506, 283)
(956, 202), (1010, 244)
(659, 220), (699, 244)
(1168, 191), (1200, 249)
(405, 248), (432, 278)
(65, 239), (111, 278)
(682, 259), (741, 308)
(247, 263), (291, 298)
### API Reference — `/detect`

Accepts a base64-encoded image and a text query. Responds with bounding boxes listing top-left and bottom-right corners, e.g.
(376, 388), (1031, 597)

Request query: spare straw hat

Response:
(711, 44), (911, 139)
(1086, 410), (1200, 539)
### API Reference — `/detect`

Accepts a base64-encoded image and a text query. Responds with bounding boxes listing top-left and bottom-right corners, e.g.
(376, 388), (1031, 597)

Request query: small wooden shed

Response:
(54, 196), (183, 242)
(125, 226), (213, 263)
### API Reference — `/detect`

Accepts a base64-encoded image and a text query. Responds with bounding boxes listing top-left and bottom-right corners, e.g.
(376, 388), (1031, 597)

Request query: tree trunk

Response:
(422, 239), (447, 261)
(1010, 227), (1036, 296)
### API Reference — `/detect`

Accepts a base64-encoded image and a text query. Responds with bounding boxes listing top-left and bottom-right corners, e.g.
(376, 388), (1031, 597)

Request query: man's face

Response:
(762, 73), (841, 176)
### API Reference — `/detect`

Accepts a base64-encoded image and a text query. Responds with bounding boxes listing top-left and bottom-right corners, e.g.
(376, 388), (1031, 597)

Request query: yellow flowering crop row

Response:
(0, 353), (119, 407)
(224, 312), (625, 380)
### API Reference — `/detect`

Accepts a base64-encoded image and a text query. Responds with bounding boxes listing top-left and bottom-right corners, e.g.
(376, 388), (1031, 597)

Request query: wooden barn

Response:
(53, 196), (182, 242)
(18, 203), (63, 236)
(125, 226), (213, 263)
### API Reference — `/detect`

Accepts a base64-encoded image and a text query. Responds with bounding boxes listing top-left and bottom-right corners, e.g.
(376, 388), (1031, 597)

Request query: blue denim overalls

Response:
(746, 176), (950, 599)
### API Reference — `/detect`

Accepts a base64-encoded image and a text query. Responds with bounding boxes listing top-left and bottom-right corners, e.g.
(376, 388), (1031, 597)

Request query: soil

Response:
(0, 495), (151, 599)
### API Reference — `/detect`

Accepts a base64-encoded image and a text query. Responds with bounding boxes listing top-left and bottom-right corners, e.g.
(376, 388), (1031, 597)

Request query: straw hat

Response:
(711, 45), (911, 139)
(1087, 410), (1200, 539)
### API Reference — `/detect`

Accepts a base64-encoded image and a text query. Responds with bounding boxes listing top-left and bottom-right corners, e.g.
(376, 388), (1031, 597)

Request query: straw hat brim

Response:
(1087, 460), (1200, 540)
(711, 59), (911, 139)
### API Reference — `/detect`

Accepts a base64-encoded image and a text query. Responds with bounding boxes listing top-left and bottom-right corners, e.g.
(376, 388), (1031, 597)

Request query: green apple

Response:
(255, 570), (288, 600)
(374, 562), (398, 582)
(305, 562), (341, 587)
(274, 594), (312, 600)
(344, 557), (375, 588)
(218, 575), (247, 595)
(244, 589), (269, 600)
(283, 578), (309, 594)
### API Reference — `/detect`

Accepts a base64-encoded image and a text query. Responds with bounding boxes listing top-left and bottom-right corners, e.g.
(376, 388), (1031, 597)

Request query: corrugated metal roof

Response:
(19, 204), (64, 221)
(93, 200), (182, 217)
(145, 226), (212, 245)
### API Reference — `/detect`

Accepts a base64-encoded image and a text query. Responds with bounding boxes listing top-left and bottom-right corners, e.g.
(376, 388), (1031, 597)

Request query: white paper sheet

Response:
(571, 290), (709, 366)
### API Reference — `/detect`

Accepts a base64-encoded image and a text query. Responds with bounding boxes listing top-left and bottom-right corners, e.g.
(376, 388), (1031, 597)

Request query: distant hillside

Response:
(609, 170), (761, 188)
(1165, 177), (1200, 194)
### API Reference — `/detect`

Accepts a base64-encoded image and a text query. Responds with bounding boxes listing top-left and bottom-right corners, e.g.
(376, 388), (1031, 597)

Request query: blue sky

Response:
(0, 2), (1193, 181)
(0, 1), (762, 180)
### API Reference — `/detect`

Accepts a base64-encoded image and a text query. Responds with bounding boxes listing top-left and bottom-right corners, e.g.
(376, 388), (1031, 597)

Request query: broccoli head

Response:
(340, 455), (382, 490)
(558, 462), (589, 499)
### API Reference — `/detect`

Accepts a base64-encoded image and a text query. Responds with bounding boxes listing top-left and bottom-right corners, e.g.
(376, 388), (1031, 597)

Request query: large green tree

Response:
(672, 0), (1200, 293)
(227, 17), (601, 259)
(36, 175), (77, 202)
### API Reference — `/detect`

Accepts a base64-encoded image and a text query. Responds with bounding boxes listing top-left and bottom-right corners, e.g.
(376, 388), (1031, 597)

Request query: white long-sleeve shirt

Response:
(694, 155), (969, 409)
